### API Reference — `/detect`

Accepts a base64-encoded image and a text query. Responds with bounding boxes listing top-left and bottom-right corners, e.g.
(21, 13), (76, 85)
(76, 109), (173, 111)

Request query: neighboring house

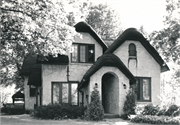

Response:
(20, 21), (169, 115)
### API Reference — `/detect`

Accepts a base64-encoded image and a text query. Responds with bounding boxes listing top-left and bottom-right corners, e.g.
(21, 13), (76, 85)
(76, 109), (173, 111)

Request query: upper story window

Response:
(71, 43), (95, 63)
(129, 43), (137, 58)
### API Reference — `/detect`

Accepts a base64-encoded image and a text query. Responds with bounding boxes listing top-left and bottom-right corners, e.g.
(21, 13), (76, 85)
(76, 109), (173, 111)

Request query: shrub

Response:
(131, 115), (180, 124)
(165, 104), (180, 117)
(84, 88), (104, 121)
(1, 106), (25, 115)
(122, 90), (136, 119)
(34, 103), (86, 119)
(142, 104), (159, 115)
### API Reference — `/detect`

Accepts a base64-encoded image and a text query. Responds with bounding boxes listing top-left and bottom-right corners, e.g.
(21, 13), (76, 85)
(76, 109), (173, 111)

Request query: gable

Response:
(105, 28), (169, 72)
(74, 21), (108, 52)
(78, 53), (136, 89)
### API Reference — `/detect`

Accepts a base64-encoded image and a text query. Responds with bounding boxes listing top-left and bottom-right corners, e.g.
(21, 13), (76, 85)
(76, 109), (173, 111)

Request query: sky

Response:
(90, 0), (167, 34)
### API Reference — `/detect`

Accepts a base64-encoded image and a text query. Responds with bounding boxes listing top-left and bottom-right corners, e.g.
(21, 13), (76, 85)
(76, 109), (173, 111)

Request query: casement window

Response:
(71, 44), (95, 63)
(30, 85), (36, 97)
(52, 82), (78, 105)
(129, 43), (137, 58)
(135, 77), (151, 102)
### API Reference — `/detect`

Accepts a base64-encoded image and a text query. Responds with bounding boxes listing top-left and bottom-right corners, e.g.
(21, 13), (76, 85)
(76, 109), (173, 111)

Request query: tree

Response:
(86, 3), (122, 40)
(0, 0), (78, 88)
(150, 0), (180, 64)
(84, 88), (104, 121)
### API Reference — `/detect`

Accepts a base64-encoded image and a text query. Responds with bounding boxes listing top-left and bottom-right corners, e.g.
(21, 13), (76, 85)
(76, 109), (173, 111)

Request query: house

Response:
(20, 21), (169, 115)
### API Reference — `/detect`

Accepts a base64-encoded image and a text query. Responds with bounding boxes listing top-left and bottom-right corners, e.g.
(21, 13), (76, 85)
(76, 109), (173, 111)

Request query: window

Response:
(52, 82), (78, 105)
(30, 85), (36, 97)
(71, 44), (95, 63)
(129, 43), (137, 58)
(135, 77), (151, 102)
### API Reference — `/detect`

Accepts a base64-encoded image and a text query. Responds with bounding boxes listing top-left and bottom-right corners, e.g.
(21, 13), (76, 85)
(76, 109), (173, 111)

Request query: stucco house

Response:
(20, 21), (169, 116)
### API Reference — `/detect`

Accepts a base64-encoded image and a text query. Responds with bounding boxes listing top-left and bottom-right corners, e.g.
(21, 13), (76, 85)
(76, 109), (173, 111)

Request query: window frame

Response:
(71, 43), (95, 63)
(29, 85), (36, 97)
(128, 43), (137, 58)
(135, 77), (151, 102)
(51, 81), (79, 105)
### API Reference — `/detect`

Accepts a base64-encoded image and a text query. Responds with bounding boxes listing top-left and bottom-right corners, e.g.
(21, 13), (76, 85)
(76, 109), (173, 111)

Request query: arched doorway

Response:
(102, 73), (119, 114)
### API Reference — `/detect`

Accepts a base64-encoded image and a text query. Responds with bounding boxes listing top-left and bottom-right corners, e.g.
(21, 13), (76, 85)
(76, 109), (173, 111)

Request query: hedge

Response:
(131, 115), (180, 124)
(34, 103), (86, 120)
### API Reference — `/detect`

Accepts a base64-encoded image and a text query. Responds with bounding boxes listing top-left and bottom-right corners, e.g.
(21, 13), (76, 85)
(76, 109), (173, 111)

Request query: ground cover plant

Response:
(130, 104), (180, 124)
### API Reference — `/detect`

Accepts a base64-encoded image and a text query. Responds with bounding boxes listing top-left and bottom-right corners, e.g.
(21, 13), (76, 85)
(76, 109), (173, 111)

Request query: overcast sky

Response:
(91, 0), (167, 33)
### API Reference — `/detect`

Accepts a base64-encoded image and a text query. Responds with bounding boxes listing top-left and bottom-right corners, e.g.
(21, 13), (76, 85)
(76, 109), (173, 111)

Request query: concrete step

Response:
(104, 113), (119, 118)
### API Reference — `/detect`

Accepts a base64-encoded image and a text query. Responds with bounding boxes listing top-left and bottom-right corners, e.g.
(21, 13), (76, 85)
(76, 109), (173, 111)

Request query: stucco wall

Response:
(42, 32), (103, 105)
(88, 66), (129, 115)
(113, 40), (161, 105)
(24, 77), (36, 110)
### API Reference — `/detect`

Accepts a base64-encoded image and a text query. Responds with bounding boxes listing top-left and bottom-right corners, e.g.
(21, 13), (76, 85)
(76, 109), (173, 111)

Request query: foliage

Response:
(0, 0), (78, 88)
(130, 115), (180, 124)
(164, 104), (180, 117)
(150, 0), (180, 64)
(142, 104), (159, 116)
(122, 90), (136, 119)
(1, 104), (25, 115)
(34, 103), (86, 120)
(86, 3), (122, 40)
(84, 88), (104, 121)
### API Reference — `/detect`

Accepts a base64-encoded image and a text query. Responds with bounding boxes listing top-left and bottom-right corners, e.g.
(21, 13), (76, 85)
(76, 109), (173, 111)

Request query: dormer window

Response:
(129, 43), (137, 58)
(71, 43), (95, 63)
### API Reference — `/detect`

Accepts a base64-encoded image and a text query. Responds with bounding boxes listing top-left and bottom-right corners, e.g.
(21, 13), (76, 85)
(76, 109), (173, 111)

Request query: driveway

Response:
(0, 114), (148, 125)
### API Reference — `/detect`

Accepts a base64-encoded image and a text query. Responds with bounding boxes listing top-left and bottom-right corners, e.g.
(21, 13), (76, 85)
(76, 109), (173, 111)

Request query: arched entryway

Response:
(102, 73), (119, 114)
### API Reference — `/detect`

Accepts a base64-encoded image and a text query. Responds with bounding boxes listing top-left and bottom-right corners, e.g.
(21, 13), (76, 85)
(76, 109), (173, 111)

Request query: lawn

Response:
(1, 114), (151, 125)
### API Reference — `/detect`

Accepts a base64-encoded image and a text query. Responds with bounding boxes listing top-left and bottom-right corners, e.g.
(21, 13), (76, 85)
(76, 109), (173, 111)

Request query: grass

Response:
(1, 114), (154, 125)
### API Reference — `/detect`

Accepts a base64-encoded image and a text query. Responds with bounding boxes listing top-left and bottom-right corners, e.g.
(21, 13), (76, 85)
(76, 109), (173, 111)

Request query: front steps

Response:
(104, 113), (119, 118)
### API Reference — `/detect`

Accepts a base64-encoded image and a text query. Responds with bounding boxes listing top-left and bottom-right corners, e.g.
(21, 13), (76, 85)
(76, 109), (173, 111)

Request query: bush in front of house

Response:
(142, 104), (159, 115)
(34, 103), (86, 120)
(164, 104), (180, 117)
(130, 115), (180, 124)
(84, 88), (104, 121)
(122, 90), (136, 119)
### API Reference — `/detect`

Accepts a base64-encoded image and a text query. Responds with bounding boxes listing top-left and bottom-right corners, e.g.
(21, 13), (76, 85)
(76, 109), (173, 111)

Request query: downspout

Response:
(67, 65), (69, 82)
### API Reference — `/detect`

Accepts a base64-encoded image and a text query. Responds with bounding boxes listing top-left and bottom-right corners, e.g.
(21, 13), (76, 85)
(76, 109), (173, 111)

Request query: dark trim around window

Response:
(51, 81), (79, 105)
(135, 77), (151, 102)
(71, 43), (95, 63)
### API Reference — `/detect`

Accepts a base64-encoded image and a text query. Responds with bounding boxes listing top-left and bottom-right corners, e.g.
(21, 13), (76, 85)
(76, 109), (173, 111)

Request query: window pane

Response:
(53, 83), (59, 104)
(62, 84), (69, 103)
(80, 45), (86, 62)
(88, 45), (94, 63)
(136, 79), (140, 100)
(143, 79), (150, 100)
(72, 44), (78, 62)
(129, 43), (136, 56)
(71, 84), (78, 105)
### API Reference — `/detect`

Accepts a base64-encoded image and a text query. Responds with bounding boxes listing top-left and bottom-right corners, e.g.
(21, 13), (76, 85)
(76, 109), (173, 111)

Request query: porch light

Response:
(123, 84), (127, 89)
(95, 83), (98, 88)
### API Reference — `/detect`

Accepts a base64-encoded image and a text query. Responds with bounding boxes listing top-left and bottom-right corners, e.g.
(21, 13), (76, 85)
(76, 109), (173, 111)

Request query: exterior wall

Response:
(24, 76), (36, 110)
(87, 66), (130, 115)
(113, 40), (161, 105)
(42, 32), (103, 105)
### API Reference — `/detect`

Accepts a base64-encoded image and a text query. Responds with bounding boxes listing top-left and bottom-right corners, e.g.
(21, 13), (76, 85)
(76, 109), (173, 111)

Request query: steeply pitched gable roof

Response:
(105, 28), (169, 72)
(78, 53), (136, 89)
(74, 21), (108, 52)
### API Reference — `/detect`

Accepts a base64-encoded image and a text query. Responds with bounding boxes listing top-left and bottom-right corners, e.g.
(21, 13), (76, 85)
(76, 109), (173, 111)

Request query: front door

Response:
(102, 73), (119, 114)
